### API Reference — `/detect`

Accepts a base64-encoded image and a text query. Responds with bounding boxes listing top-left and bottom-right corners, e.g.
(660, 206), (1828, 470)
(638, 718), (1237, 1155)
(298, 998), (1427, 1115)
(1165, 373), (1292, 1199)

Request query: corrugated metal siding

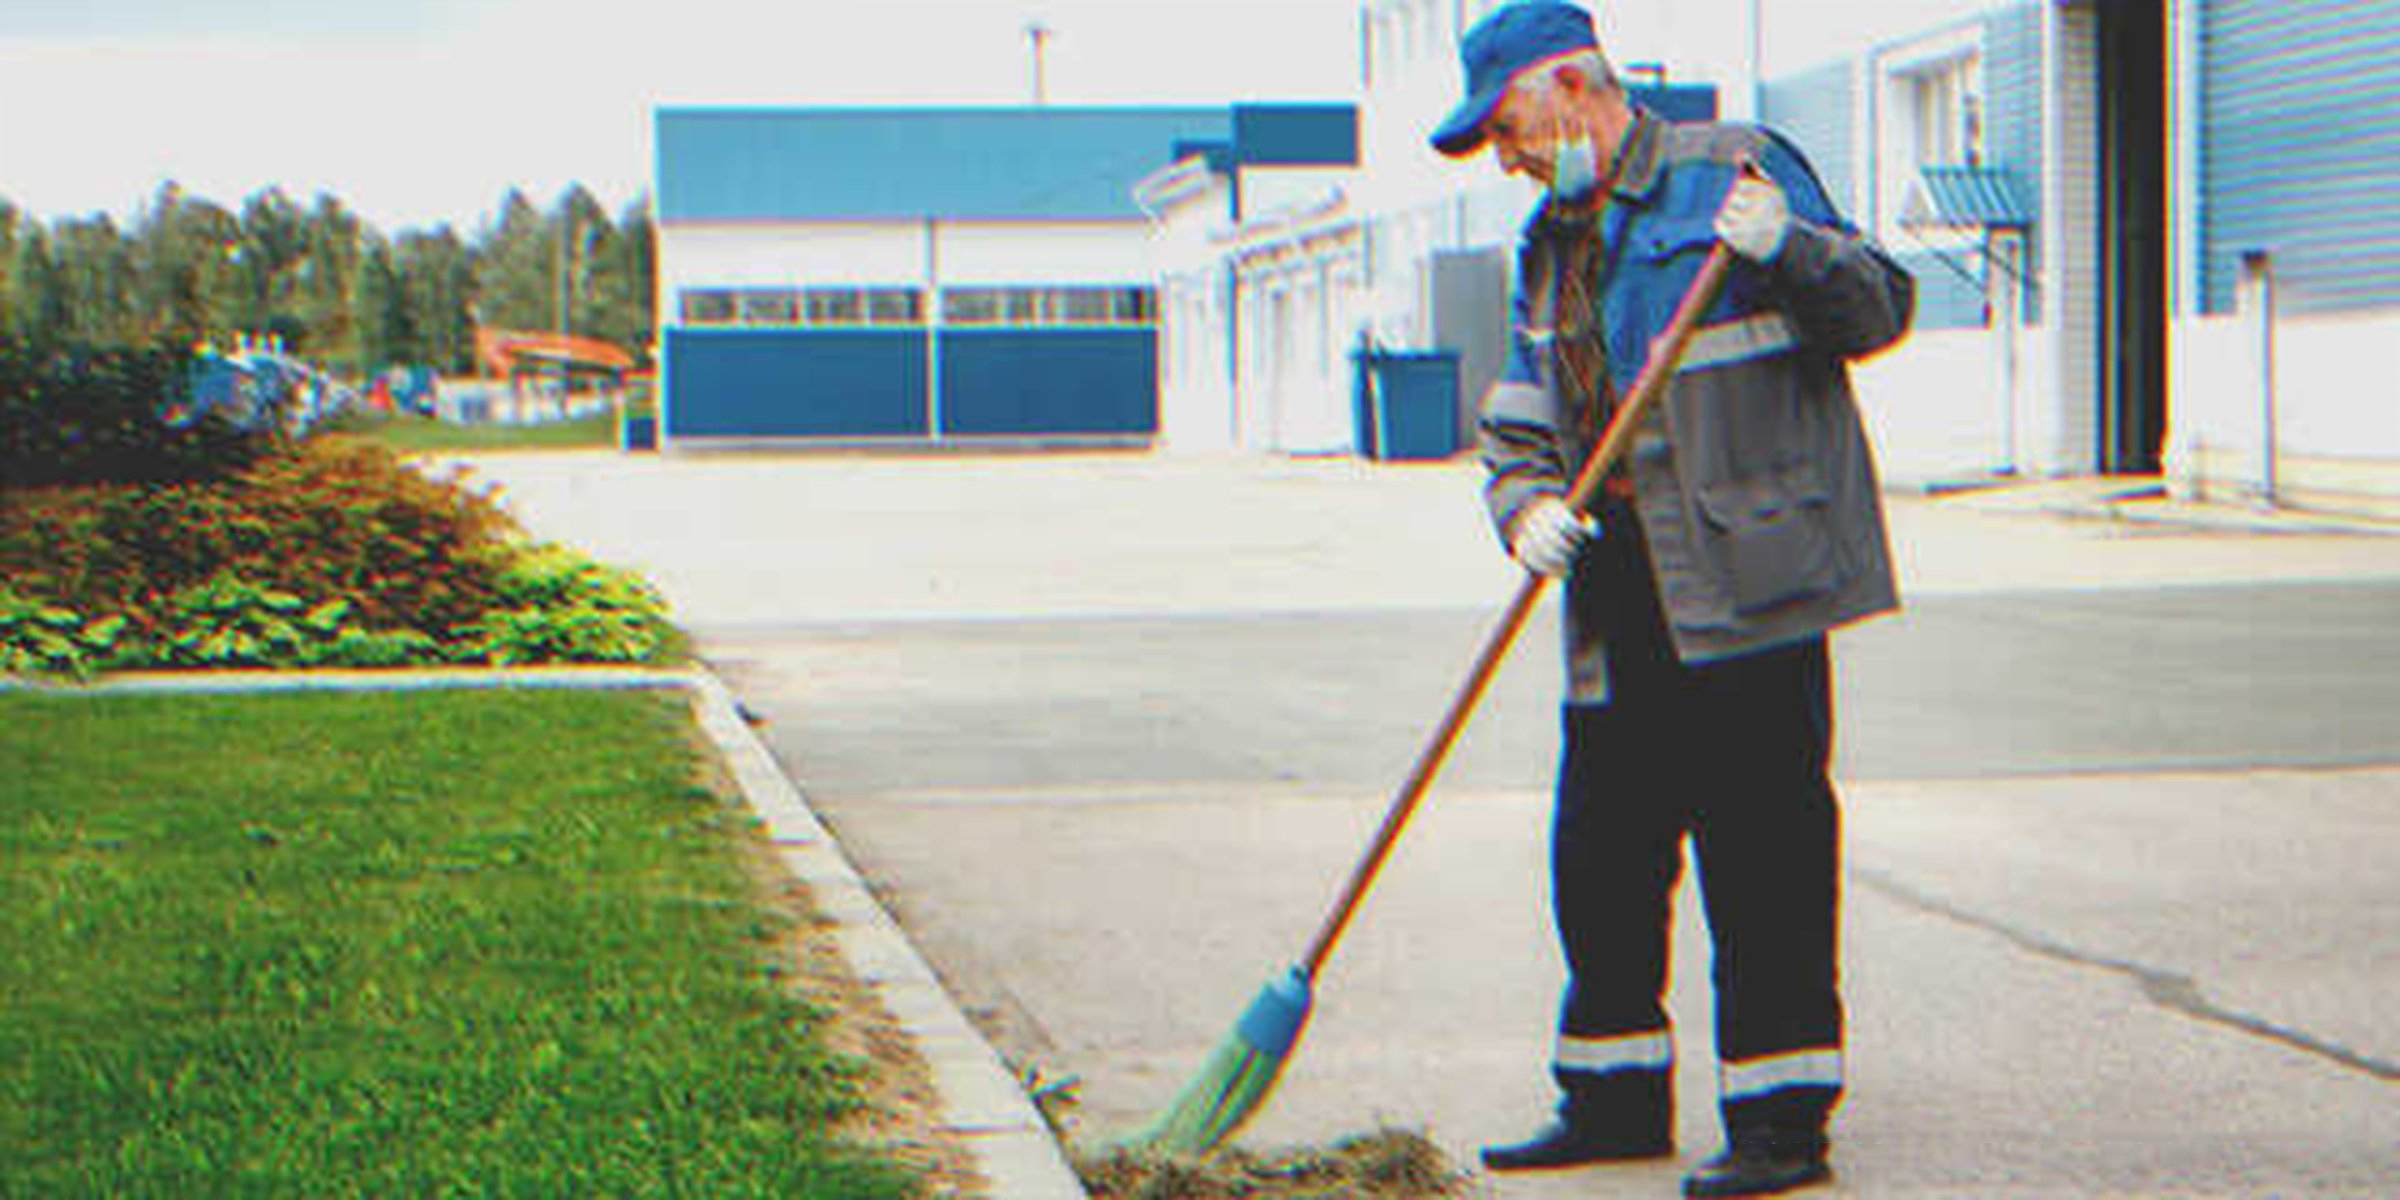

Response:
(1897, 248), (1989, 329)
(2055, 4), (2103, 472)
(1985, 2), (2046, 321)
(1761, 61), (1858, 219)
(2199, 0), (2400, 314)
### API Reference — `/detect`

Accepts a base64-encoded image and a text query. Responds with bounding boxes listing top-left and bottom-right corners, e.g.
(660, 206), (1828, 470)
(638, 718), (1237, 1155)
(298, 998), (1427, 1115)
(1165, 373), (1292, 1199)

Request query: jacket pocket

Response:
(1633, 215), (1721, 264)
(1695, 464), (1841, 615)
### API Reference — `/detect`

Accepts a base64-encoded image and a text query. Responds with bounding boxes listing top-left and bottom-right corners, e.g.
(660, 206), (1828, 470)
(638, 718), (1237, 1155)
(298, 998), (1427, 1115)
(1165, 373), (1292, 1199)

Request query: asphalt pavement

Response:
(465, 449), (2400, 1197)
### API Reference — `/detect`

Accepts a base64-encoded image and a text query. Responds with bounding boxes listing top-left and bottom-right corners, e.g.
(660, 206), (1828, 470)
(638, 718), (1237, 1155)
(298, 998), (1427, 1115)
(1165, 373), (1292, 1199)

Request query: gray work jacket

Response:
(1480, 112), (1916, 704)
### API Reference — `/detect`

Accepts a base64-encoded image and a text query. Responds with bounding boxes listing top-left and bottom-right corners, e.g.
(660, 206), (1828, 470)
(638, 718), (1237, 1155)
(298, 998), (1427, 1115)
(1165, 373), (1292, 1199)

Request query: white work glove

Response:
(1510, 496), (1597, 579)
(1714, 171), (1791, 263)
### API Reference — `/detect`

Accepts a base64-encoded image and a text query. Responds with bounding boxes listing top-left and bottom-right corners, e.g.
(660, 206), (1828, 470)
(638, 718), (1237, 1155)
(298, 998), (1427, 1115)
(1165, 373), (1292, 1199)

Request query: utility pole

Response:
(1027, 21), (1052, 106)
(556, 210), (576, 420)
(1747, 0), (1765, 122)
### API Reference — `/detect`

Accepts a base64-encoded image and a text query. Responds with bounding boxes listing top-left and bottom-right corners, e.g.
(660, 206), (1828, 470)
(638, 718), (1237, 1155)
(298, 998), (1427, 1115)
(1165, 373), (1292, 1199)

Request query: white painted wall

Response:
(1234, 232), (1370, 456)
(659, 221), (929, 297)
(1142, 167), (1238, 453)
(935, 221), (1156, 285)
(1157, 268), (1235, 452)
(2041, 1), (2100, 475)
(1238, 167), (1353, 220)
(1852, 328), (2014, 485)
(2167, 308), (2400, 508)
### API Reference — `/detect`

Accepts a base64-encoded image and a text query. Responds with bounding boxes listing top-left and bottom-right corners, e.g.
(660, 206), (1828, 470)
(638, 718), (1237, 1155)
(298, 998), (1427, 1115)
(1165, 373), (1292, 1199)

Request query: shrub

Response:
(0, 334), (271, 488)
(0, 437), (512, 639)
(0, 587), (127, 678)
(457, 546), (677, 665)
(1, 436), (677, 676)
(150, 575), (440, 669)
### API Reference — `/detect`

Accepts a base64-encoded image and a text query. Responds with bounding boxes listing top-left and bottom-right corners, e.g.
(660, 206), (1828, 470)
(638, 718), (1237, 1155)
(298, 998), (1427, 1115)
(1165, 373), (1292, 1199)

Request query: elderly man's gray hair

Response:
(1510, 48), (1622, 98)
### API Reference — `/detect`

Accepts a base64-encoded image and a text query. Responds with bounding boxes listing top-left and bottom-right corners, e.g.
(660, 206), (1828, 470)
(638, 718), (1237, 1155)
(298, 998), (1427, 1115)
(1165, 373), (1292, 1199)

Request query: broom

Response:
(1124, 240), (1740, 1156)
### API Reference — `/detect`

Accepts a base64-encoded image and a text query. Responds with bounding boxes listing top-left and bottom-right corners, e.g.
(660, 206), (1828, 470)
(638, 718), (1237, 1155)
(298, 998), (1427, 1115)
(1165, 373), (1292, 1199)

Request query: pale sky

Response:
(0, 0), (1991, 234)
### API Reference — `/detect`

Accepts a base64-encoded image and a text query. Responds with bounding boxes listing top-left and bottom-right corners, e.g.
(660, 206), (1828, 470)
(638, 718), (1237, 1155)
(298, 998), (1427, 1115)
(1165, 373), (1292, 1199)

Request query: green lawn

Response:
(0, 689), (919, 1199)
(342, 409), (622, 453)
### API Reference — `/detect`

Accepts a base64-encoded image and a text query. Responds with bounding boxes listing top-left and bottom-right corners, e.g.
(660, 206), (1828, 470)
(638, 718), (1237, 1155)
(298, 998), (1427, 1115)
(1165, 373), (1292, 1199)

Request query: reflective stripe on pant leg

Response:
(1556, 1029), (1675, 1079)
(1719, 1046), (1843, 1104)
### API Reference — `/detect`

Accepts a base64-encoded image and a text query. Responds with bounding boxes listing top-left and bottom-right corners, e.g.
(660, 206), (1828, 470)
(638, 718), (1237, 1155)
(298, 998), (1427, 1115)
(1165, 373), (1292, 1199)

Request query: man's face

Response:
(1484, 81), (1566, 184)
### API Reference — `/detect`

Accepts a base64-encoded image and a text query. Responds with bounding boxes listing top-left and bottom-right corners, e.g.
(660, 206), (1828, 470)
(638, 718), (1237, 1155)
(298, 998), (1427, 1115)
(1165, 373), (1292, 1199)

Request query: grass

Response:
(340, 409), (621, 454)
(0, 688), (920, 1199)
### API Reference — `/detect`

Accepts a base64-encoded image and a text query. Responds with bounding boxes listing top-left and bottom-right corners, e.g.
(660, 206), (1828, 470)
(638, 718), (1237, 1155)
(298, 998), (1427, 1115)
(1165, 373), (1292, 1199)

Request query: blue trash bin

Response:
(620, 414), (659, 452)
(1355, 351), (1461, 461)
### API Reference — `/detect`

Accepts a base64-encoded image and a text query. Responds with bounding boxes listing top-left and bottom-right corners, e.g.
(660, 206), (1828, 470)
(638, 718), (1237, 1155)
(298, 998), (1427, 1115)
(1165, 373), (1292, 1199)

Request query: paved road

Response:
(471, 451), (2400, 1197)
(705, 580), (2400, 803)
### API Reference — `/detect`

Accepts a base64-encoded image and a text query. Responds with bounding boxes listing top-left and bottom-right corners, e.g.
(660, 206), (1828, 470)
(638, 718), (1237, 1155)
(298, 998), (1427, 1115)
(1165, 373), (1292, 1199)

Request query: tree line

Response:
(0, 184), (656, 377)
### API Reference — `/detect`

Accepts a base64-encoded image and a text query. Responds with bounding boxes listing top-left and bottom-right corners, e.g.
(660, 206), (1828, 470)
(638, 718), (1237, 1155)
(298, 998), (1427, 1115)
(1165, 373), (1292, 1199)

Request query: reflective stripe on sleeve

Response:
(1720, 1048), (1844, 1102)
(1555, 1030), (1675, 1077)
(1672, 313), (1800, 374)
(1483, 380), (1561, 430)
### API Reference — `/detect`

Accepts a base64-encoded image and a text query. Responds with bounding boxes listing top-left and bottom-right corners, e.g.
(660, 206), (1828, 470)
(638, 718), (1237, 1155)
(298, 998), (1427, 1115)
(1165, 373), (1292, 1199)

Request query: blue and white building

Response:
(652, 3), (2397, 513)
(653, 104), (1355, 450)
(1133, 105), (1367, 453)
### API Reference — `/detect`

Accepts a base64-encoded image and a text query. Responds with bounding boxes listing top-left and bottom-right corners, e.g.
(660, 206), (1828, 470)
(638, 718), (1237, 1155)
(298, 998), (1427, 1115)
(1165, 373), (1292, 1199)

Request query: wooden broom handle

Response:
(1300, 244), (1737, 979)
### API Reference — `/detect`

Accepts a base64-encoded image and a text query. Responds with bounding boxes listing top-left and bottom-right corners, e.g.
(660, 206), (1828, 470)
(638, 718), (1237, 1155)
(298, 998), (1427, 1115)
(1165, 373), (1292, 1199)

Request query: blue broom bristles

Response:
(1124, 967), (1314, 1155)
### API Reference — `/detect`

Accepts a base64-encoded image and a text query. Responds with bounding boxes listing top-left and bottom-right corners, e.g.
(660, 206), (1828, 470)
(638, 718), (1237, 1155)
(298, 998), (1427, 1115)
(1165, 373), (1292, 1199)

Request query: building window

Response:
(739, 289), (799, 325)
(940, 286), (1158, 327)
(803, 288), (863, 326)
(1906, 52), (1984, 169)
(865, 289), (924, 326)
(944, 288), (1004, 326)
(681, 290), (737, 325)
(680, 286), (924, 327)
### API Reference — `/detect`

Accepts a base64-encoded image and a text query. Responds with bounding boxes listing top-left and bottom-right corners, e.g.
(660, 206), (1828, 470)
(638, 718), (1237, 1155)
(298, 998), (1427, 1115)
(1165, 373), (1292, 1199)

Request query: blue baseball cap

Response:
(1430, 1), (1601, 157)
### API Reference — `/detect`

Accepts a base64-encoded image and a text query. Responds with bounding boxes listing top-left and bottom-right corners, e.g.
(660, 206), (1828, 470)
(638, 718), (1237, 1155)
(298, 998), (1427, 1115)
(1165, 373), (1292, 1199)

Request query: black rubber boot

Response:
(1681, 1140), (1832, 1198)
(1479, 1120), (1673, 1172)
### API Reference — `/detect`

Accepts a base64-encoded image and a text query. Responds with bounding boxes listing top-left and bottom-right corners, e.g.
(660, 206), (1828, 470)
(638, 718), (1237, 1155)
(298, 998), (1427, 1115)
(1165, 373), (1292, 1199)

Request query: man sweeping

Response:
(1428, 3), (1913, 1196)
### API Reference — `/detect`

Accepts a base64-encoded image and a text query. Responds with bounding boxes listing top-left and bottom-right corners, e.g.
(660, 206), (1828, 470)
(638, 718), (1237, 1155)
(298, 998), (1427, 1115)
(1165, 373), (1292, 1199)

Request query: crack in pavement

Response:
(1850, 867), (2400, 1083)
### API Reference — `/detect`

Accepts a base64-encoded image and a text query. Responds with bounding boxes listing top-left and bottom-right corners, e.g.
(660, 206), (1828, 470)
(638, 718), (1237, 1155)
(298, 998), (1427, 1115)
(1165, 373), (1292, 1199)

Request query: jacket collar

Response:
(1609, 106), (1668, 208)
(1528, 105), (1664, 238)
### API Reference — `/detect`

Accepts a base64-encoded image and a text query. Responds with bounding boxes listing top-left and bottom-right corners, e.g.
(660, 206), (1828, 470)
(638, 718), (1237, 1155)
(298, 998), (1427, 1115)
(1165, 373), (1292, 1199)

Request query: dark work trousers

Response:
(1548, 493), (1844, 1151)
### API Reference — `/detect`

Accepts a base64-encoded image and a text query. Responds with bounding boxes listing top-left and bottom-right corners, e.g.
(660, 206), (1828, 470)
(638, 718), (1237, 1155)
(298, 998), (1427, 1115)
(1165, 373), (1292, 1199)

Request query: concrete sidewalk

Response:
(465, 449), (2400, 1197)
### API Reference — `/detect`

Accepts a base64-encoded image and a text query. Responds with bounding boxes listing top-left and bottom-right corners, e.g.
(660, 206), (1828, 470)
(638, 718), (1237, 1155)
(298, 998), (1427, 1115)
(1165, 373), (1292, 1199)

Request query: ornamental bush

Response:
(1, 438), (513, 644)
(0, 335), (272, 488)
(0, 437), (676, 675)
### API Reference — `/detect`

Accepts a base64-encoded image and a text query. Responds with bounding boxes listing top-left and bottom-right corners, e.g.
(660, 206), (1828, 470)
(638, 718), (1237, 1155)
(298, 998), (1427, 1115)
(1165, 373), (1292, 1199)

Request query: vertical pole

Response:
(558, 214), (570, 420)
(1745, 0), (1766, 123)
(1991, 230), (2023, 476)
(1027, 23), (1051, 106)
(2239, 250), (2276, 507)
(927, 218), (943, 442)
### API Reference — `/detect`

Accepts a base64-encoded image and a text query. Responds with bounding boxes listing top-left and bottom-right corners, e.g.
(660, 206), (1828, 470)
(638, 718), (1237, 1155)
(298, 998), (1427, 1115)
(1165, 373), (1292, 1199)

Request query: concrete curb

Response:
(685, 670), (1090, 1200)
(1914, 475), (2400, 537)
(6, 665), (1088, 1200)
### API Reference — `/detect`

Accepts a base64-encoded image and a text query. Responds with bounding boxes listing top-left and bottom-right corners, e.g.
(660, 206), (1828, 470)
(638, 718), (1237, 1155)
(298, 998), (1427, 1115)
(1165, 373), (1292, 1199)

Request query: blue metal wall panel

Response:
(1630, 84), (1720, 124)
(1761, 61), (1856, 220)
(1232, 104), (1360, 166)
(657, 108), (1229, 223)
(1895, 249), (1988, 330)
(938, 330), (1158, 436)
(2201, 0), (2400, 313)
(665, 329), (928, 438)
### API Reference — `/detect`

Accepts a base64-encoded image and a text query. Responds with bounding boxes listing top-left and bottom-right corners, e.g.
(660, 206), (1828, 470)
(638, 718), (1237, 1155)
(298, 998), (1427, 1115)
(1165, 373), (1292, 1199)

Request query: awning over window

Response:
(1901, 166), (2033, 230)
